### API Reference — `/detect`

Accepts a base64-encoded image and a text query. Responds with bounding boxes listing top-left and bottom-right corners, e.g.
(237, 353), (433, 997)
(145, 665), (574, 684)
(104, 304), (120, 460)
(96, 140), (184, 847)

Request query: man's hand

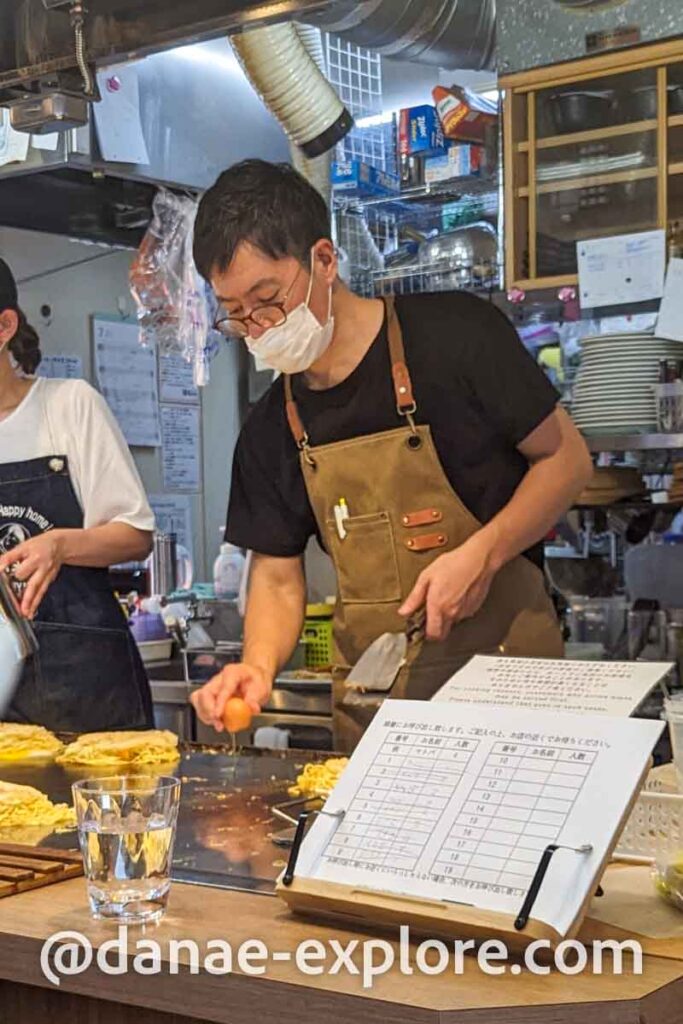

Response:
(190, 663), (273, 733)
(398, 532), (496, 642)
(0, 531), (66, 619)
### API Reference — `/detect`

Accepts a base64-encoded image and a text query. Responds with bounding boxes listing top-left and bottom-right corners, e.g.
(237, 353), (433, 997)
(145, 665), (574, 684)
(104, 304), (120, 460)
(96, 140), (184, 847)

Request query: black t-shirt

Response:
(226, 291), (560, 568)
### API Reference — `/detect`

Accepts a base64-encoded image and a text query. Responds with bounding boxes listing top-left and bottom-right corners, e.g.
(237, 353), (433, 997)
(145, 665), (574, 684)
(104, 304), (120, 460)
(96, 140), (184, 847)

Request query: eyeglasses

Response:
(213, 264), (305, 339)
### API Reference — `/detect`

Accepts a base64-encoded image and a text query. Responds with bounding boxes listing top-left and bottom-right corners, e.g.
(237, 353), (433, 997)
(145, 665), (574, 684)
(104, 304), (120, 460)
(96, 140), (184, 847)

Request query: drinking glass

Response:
(72, 775), (181, 923)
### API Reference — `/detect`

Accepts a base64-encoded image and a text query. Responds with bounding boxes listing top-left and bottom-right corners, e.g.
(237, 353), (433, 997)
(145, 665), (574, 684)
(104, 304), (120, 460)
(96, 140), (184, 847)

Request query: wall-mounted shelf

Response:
(585, 433), (683, 453)
(334, 176), (499, 211)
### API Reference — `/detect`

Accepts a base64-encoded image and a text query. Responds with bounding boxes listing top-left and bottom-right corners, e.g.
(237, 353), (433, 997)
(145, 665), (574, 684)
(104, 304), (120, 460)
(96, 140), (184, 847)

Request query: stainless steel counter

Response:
(148, 662), (333, 748)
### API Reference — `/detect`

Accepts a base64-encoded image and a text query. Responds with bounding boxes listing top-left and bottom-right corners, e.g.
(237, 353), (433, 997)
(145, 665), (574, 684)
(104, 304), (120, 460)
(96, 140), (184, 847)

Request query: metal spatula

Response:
(342, 610), (426, 704)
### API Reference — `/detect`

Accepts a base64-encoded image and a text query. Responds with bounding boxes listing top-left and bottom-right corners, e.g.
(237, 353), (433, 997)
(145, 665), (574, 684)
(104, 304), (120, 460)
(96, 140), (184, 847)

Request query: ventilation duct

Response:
(288, 24), (334, 207)
(229, 22), (353, 160)
(308, 0), (496, 71)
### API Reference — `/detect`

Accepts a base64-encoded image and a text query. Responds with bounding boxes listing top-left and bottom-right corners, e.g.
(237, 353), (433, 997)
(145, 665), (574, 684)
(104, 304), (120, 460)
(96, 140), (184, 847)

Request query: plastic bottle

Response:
(213, 543), (245, 600)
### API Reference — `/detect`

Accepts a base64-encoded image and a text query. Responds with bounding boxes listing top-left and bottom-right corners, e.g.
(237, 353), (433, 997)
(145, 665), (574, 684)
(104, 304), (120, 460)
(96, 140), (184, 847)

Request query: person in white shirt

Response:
(0, 257), (155, 731)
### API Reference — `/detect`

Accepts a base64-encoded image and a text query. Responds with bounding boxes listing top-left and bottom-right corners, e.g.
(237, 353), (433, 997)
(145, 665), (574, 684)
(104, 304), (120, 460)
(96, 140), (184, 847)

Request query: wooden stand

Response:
(277, 759), (652, 953)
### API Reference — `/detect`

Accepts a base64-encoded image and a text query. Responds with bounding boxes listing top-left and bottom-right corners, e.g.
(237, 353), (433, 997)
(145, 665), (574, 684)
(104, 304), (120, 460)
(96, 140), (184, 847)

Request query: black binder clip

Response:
(514, 843), (593, 931)
(282, 811), (310, 887)
(281, 806), (346, 887)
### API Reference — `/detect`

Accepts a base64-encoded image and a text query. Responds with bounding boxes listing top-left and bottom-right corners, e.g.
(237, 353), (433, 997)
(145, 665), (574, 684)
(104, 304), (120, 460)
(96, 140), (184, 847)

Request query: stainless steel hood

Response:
(0, 0), (331, 90)
(0, 39), (292, 245)
(0, 0), (328, 245)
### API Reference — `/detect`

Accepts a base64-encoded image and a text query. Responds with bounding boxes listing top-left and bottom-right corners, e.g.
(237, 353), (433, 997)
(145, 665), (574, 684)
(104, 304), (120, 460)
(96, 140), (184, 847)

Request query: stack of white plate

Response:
(571, 333), (683, 435)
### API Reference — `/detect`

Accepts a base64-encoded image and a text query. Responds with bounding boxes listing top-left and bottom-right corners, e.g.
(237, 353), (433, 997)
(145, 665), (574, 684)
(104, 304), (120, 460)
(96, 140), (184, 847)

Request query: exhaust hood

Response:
(0, 0), (329, 245)
(0, 38), (292, 246)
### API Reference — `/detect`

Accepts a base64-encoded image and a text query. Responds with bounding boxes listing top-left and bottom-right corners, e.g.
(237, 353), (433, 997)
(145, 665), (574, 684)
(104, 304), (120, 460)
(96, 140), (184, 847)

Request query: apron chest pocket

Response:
(326, 511), (402, 605)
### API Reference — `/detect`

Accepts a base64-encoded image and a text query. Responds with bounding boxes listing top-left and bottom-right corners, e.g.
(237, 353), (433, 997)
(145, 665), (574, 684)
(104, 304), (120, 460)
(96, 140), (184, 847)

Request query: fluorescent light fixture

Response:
(169, 41), (242, 75)
(355, 111), (395, 129)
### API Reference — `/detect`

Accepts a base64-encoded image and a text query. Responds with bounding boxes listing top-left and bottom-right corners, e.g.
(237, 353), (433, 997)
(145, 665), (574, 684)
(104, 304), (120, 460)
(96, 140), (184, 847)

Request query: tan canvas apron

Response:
(284, 297), (563, 751)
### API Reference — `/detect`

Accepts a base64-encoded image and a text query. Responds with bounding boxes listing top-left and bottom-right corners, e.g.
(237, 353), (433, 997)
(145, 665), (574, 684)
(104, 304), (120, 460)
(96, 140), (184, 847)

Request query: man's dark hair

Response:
(193, 159), (331, 282)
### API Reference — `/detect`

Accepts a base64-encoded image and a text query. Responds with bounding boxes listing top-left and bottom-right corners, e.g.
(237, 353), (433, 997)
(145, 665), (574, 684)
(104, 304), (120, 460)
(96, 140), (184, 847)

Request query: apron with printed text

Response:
(0, 389), (153, 732)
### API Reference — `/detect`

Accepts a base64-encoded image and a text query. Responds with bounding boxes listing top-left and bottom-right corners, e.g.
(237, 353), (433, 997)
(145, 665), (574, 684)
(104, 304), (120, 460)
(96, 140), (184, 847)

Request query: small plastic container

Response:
(129, 608), (168, 643)
(213, 543), (245, 600)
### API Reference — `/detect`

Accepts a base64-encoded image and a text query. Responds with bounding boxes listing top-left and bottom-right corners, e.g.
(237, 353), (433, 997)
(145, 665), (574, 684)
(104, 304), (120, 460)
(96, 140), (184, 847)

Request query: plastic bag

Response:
(130, 189), (215, 385)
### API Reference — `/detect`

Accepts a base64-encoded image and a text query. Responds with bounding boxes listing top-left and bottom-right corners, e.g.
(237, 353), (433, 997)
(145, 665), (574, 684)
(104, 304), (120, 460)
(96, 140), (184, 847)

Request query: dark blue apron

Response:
(0, 452), (153, 732)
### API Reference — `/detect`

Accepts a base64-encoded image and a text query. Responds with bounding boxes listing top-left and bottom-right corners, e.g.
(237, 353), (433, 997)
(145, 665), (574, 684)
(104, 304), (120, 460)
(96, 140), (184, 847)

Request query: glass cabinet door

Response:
(521, 67), (664, 284)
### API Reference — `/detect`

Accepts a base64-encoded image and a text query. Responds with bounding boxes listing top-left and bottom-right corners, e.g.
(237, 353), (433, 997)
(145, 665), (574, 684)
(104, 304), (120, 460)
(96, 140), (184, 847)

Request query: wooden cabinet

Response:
(501, 39), (683, 291)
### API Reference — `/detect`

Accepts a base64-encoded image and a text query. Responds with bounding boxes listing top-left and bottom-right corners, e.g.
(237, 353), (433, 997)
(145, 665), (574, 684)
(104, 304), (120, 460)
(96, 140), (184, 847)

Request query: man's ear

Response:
(0, 309), (18, 347)
(313, 239), (337, 284)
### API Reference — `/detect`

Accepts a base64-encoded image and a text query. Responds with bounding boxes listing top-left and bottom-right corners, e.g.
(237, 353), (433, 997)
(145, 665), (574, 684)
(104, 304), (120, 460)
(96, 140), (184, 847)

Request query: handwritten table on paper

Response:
(296, 701), (662, 936)
(324, 726), (593, 899)
(431, 656), (672, 717)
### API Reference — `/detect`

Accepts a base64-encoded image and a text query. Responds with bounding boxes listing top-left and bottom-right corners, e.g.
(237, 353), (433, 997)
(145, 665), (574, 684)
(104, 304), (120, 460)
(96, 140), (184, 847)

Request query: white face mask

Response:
(246, 254), (334, 374)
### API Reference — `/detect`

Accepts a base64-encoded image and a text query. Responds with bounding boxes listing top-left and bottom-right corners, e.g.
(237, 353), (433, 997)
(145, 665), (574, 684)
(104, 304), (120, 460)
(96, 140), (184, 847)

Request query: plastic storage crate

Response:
(615, 764), (683, 861)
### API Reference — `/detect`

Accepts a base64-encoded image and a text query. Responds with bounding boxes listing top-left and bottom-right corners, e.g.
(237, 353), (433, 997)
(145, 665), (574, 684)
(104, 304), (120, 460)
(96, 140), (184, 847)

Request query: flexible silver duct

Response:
(289, 24), (333, 207)
(309, 0), (496, 71)
(229, 22), (352, 159)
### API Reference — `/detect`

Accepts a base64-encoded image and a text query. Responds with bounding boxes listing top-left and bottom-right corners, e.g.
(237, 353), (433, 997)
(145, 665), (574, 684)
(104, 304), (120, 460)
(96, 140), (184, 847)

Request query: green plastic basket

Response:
(302, 604), (334, 669)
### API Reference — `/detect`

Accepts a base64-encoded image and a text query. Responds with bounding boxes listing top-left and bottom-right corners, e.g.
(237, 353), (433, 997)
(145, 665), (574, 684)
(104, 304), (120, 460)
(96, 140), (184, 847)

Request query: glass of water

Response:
(72, 775), (181, 923)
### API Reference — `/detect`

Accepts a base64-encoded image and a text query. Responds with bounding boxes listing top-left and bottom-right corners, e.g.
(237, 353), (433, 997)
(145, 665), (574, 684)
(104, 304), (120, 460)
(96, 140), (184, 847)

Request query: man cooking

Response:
(191, 159), (593, 751)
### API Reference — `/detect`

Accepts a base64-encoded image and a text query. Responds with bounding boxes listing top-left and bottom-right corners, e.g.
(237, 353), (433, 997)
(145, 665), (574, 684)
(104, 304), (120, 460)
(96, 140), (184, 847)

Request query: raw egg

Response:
(222, 697), (253, 734)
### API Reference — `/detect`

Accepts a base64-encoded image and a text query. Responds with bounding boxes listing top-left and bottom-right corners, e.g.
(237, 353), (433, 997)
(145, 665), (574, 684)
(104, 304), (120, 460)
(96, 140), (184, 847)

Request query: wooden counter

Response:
(1, 876), (682, 1024)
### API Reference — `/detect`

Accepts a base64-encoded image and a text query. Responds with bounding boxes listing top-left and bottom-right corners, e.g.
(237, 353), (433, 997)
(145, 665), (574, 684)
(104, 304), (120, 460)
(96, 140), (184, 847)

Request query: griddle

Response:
(0, 745), (327, 895)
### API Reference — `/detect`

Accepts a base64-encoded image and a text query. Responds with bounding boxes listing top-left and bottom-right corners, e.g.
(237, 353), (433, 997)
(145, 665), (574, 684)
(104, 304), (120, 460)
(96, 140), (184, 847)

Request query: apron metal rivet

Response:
(407, 435), (422, 450)
(408, 540), (415, 549)
(432, 511), (439, 518)
(399, 386), (407, 394)
(438, 535), (445, 543)
(402, 516), (409, 525)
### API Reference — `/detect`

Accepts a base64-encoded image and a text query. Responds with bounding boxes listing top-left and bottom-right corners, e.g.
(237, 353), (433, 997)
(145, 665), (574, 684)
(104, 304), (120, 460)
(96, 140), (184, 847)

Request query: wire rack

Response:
(324, 34), (395, 172)
(335, 188), (500, 298)
(367, 260), (501, 297)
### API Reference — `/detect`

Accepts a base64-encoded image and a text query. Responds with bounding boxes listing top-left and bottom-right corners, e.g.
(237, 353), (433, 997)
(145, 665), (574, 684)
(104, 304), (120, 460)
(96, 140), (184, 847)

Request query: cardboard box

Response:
(331, 161), (401, 197)
(398, 105), (445, 158)
(433, 85), (498, 145)
(424, 143), (483, 185)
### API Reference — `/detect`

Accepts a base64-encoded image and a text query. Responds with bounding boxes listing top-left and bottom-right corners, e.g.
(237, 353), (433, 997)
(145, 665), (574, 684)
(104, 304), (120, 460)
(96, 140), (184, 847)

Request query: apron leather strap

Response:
(282, 297), (419, 449)
(283, 374), (308, 448)
(385, 297), (417, 417)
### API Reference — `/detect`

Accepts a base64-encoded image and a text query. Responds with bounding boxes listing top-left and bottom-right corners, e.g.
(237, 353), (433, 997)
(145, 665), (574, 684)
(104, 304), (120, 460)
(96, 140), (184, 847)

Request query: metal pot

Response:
(626, 85), (658, 121)
(617, 84), (683, 121)
(419, 223), (495, 262)
(418, 222), (498, 290)
(669, 85), (683, 115)
(548, 91), (614, 134)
